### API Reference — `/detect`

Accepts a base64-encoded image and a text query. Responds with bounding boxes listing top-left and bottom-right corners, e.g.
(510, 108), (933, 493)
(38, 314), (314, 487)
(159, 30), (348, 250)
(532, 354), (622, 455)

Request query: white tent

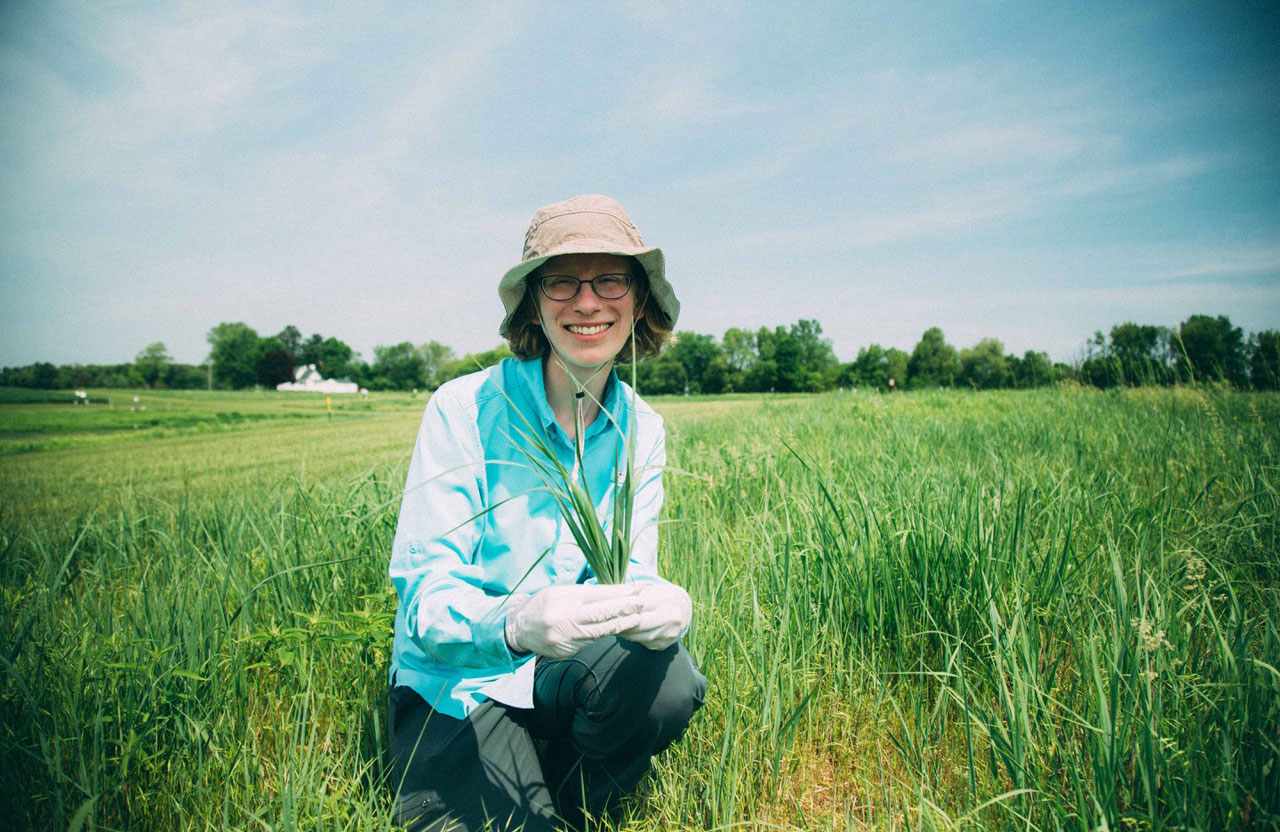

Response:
(276, 364), (359, 393)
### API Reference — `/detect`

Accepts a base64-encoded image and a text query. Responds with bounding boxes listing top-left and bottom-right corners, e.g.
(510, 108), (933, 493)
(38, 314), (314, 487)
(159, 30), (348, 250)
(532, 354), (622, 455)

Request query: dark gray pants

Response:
(388, 637), (706, 832)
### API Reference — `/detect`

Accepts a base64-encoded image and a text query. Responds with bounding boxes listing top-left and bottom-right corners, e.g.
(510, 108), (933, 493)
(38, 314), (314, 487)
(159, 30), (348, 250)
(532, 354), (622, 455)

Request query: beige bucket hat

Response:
(498, 194), (680, 337)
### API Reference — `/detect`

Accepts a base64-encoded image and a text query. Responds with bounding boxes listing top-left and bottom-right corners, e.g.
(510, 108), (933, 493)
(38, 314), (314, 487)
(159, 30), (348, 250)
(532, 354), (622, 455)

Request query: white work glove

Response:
(504, 583), (645, 659)
(619, 582), (692, 651)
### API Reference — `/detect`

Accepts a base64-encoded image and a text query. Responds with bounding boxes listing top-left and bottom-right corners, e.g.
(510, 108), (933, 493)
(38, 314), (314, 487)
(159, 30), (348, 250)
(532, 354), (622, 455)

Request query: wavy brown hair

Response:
(505, 258), (674, 360)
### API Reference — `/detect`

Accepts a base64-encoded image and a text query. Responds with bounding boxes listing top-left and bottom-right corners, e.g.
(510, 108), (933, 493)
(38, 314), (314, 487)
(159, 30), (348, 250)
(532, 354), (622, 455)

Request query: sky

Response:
(2, 0), (1278, 369)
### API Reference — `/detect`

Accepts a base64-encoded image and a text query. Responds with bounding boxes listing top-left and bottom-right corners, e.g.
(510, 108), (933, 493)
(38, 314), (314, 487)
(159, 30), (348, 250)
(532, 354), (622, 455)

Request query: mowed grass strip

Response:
(0, 387), (428, 455)
(0, 393), (425, 516)
(1, 385), (1277, 830)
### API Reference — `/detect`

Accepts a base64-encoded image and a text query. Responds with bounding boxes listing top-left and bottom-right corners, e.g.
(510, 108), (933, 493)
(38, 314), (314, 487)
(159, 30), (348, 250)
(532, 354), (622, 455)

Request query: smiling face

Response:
(531, 253), (644, 373)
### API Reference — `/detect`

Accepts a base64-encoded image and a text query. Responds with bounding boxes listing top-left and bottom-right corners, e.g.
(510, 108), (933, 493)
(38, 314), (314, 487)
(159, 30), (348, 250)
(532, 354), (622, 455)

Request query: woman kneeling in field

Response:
(387, 195), (705, 832)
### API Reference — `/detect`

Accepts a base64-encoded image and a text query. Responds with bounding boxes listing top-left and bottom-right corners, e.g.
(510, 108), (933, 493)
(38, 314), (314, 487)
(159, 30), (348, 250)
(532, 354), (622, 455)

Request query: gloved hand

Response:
(504, 583), (645, 659)
(619, 582), (692, 651)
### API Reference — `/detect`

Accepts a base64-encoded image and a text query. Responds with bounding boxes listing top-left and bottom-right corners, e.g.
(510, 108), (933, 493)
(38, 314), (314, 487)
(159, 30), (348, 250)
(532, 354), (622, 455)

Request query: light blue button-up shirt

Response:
(389, 356), (669, 719)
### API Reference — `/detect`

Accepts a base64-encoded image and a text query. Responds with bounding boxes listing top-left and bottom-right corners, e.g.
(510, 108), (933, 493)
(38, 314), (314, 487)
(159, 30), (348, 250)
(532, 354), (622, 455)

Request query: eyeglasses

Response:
(537, 273), (633, 302)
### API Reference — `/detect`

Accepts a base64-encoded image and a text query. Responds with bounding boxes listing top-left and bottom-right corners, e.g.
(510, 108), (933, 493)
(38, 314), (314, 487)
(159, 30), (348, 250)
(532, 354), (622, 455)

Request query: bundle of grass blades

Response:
(497, 337), (641, 585)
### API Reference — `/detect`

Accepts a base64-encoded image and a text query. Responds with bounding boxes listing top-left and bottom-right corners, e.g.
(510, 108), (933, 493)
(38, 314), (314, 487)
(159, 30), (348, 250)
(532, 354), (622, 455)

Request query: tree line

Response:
(632, 315), (1275, 394)
(3, 314), (1277, 394)
(1077, 315), (1279, 390)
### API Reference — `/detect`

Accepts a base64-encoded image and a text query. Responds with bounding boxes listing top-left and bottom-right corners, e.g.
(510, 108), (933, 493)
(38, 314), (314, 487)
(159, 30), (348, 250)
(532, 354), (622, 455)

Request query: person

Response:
(387, 195), (706, 832)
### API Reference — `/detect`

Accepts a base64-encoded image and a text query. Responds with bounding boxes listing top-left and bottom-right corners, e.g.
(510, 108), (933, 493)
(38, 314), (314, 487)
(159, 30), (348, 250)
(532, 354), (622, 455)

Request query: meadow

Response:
(1, 383), (1277, 830)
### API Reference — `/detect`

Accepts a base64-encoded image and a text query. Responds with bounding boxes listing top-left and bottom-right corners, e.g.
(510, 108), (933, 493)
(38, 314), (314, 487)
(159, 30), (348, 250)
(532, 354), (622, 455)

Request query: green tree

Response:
(1176, 315), (1247, 387)
(788, 319), (839, 390)
(1249, 330), (1280, 390)
(635, 351), (686, 394)
(301, 334), (356, 378)
(31, 362), (58, 389)
(438, 345), (515, 386)
(276, 325), (303, 364)
(1079, 329), (1113, 388)
(885, 349), (909, 391)
(1012, 350), (1054, 388)
(958, 338), (1011, 390)
(418, 341), (456, 390)
(848, 344), (890, 390)
(372, 342), (427, 390)
(744, 326), (779, 392)
(719, 327), (756, 391)
(721, 328), (756, 373)
(207, 322), (261, 389)
(134, 342), (172, 388)
(669, 332), (720, 394)
(166, 364), (208, 389)
(1109, 322), (1172, 386)
(256, 344), (295, 388)
(701, 355), (732, 394)
(743, 361), (777, 392)
(770, 327), (806, 392)
(907, 327), (959, 389)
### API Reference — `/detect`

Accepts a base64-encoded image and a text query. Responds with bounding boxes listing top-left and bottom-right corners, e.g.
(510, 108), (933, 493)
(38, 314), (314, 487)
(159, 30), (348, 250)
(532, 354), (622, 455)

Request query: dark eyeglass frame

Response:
(537, 273), (634, 302)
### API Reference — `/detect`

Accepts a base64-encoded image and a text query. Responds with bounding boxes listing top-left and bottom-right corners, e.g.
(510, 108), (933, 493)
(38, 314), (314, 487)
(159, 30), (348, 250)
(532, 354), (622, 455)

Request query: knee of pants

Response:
(575, 641), (706, 759)
(645, 645), (707, 750)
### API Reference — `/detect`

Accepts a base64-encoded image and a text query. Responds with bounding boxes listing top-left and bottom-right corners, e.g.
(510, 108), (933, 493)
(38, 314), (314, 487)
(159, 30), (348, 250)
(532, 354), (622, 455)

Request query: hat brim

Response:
(498, 244), (678, 337)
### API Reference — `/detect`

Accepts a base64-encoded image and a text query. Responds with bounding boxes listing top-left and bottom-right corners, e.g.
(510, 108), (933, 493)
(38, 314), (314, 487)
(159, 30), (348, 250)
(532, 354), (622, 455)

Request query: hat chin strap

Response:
(538, 318), (617, 482)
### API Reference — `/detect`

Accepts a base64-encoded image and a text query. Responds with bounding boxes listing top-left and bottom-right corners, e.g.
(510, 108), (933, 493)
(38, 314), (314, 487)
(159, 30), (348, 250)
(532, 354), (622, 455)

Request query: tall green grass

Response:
(1, 472), (401, 829)
(646, 385), (1278, 830)
(1, 385), (1277, 830)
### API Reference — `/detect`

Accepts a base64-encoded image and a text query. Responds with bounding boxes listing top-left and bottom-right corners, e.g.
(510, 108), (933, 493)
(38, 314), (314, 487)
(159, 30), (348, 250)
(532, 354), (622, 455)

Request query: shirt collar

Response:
(514, 356), (624, 442)
(589, 366), (624, 440)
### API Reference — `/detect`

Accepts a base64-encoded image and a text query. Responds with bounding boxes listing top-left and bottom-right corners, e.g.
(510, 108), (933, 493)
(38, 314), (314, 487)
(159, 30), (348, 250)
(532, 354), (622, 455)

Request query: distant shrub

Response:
(0, 388), (110, 404)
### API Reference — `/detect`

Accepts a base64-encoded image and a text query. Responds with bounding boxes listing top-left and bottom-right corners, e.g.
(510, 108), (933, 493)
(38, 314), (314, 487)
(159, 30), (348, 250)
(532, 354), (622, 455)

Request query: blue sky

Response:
(2, 1), (1277, 368)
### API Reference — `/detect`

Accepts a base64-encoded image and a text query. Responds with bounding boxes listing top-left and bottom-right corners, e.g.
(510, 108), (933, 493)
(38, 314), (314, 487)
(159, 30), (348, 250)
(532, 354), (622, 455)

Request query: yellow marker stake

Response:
(326, 396), (332, 422)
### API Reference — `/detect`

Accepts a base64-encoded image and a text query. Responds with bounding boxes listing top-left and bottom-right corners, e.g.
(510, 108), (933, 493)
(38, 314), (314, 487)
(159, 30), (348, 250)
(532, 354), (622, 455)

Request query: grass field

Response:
(1, 384), (1277, 830)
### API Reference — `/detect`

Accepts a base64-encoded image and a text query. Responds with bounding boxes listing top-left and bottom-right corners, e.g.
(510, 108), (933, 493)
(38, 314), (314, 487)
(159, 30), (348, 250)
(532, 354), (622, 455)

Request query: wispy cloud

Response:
(595, 58), (776, 142)
(620, 0), (744, 45)
(3, 1), (1276, 367)
(20, 5), (311, 189)
(669, 57), (1153, 224)
(884, 123), (1088, 170)
(368, 1), (524, 169)
(99, 6), (305, 133)
(1044, 154), (1219, 201)
(705, 148), (1219, 252)
(643, 70), (775, 124)
(1164, 249), (1280, 281)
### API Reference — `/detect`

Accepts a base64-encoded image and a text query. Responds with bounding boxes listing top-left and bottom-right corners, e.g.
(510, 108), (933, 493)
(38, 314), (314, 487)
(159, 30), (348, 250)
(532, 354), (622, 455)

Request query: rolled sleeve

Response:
(389, 390), (518, 670)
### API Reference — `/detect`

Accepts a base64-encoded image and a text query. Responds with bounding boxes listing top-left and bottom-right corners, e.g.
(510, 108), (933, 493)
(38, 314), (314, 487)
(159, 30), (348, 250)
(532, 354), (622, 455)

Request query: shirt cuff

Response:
(479, 594), (533, 665)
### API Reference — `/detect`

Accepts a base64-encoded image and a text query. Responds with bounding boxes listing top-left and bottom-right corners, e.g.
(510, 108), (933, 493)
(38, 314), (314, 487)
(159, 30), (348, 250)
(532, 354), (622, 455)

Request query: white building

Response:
(276, 364), (359, 394)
